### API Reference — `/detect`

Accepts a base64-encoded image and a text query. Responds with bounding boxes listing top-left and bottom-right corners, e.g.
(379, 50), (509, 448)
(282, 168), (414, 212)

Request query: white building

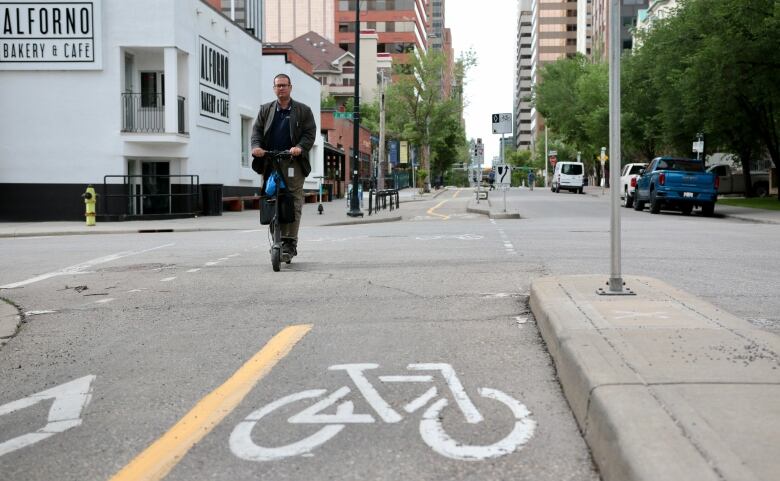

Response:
(0, 0), (322, 221)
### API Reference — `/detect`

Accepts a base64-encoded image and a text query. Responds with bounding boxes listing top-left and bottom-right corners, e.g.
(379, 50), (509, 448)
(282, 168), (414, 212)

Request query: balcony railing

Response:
(121, 93), (187, 134)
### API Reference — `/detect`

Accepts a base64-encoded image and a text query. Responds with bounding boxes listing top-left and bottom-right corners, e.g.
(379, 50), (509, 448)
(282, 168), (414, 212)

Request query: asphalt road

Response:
(1, 187), (778, 481)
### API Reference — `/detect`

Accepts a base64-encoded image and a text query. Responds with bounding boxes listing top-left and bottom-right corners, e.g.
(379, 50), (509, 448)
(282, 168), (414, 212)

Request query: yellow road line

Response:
(427, 200), (450, 220)
(452, 189), (462, 199)
(109, 324), (313, 481)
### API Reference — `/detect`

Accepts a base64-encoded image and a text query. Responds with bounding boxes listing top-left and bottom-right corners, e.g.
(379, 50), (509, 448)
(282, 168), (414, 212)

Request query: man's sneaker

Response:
(281, 240), (296, 261)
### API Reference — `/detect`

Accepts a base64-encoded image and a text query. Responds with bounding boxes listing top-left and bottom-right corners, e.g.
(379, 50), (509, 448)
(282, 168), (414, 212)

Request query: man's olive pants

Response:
(278, 156), (305, 244)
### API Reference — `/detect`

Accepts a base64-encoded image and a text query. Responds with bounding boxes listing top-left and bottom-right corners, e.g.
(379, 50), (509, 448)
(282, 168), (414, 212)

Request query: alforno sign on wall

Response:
(0, 0), (102, 69)
(198, 36), (229, 133)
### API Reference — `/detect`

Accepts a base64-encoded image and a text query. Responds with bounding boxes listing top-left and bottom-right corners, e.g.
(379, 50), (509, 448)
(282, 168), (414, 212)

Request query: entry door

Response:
(141, 162), (170, 214)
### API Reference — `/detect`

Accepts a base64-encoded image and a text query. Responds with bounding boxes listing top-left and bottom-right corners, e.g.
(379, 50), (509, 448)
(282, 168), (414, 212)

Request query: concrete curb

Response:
(0, 298), (21, 345)
(0, 227), (249, 238)
(530, 274), (780, 481)
(466, 199), (522, 219)
(319, 215), (403, 227)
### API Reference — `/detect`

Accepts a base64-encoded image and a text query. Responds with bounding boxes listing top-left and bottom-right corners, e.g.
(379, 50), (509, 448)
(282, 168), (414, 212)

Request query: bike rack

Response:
(368, 189), (400, 216)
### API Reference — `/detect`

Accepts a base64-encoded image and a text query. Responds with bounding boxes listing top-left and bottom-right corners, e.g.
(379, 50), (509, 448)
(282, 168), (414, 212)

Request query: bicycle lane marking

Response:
(229, 363), (537, 462)
(108, 324), (312, 481)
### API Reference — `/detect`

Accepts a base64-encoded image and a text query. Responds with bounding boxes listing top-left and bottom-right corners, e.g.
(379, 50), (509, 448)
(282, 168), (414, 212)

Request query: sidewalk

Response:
(0, 188), (446, 238)
(530, 275), (780, 481)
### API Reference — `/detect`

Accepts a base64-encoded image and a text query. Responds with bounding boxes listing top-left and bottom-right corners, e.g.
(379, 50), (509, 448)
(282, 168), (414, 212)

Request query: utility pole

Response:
(347, 0), (363, 217)
(600, 0), (631, 295)
(544, 125), (549, 187)
(378, 72), (386, 190)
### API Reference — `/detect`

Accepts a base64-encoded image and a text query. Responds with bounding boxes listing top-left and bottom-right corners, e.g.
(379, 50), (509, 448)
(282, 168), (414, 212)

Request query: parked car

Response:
(619, 162), (648, 208)
(551, 161), (585, 194)
(634, 157), (718, 216)
(706, 164), (770, 197)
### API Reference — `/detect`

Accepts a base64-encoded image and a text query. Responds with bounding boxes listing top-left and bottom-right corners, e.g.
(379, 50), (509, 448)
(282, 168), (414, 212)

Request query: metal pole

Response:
(348, 0), (363, 217)
(608, 0), (623, 292)
(544, 125), (549, 187)
(378, 73), (386, 190)
(501, 133), (506, 212)
(426, 118), (431, 193)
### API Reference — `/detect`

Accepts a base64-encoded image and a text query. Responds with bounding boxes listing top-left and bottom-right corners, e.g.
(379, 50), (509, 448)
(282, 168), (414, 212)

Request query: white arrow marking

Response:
(0, 375), (96, 457)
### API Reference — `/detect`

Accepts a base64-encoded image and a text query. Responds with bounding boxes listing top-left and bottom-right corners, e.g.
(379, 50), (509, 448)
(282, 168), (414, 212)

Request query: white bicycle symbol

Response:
(229, 363), (536, 462)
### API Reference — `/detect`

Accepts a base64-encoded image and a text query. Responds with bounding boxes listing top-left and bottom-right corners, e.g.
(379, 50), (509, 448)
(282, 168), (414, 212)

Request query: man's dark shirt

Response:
(270, 102), (293, 151)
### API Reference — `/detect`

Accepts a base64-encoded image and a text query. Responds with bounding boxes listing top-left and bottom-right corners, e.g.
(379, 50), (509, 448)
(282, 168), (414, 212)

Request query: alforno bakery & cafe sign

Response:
(0, 0), (102, 70)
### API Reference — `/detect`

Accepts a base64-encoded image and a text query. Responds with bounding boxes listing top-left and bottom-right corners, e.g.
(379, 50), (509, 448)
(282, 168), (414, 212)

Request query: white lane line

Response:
(95, 298), (115, 304)
(241, 229), (264, 233)
(227, 254), (240, 258)
(218, 258), (230, 261)
(186, 268), (201, 273)
(0, 243), (175, 289)
(127, 288), (148, 293)
(205, 262), (219, 266)
(160, 277), (177, 282)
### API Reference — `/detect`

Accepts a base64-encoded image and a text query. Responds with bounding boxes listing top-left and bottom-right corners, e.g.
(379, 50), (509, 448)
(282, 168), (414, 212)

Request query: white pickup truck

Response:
(706, 164), (771, 197)
(620, 162), (648, 208)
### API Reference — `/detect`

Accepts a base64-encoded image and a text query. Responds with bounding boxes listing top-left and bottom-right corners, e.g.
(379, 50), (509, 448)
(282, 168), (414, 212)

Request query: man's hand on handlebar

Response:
(253, 147), (301, 157)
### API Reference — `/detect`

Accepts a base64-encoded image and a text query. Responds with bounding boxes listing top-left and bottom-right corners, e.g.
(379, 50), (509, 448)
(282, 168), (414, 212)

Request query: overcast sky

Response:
(446, 0), (518, 166)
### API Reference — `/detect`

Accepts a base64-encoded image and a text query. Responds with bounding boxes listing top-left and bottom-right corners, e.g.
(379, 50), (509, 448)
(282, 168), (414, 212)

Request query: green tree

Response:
(383, 49), (474, 190)
(625, 0), (779, 197)
(532, 54), (608, 176)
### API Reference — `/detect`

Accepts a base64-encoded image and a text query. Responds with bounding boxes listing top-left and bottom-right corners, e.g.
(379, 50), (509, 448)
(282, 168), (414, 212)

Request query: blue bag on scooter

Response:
(265, 172), (287, 196)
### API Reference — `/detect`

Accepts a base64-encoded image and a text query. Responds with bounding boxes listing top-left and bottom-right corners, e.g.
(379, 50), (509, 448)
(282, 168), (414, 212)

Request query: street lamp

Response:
(347, 0), (363, 217)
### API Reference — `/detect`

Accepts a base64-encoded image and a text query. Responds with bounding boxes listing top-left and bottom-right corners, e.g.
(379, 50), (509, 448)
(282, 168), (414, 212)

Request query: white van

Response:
(551, 161), (585, 194)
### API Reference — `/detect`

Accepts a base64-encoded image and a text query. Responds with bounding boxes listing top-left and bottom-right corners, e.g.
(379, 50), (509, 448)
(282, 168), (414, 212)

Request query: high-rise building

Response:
(218, 0), (263, 40)
(429, 0), (445, 51)
(537, 0), (583, 63)
(591, 0), (648, 61)
(261, 0), (336, 43)
(334, 0), (431, 63)
(514, 0), (536, 151)
(515, 0), (592, 152)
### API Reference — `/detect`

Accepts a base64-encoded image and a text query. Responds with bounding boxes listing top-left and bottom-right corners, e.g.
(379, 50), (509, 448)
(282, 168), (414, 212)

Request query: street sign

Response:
(492, 113), (512, 134)
(334, 112), (354, 119)
(495, 164), (511, 187)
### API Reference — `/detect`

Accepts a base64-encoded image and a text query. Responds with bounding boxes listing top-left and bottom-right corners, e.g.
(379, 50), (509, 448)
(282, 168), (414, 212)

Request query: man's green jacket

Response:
(250, 99), (316, 178)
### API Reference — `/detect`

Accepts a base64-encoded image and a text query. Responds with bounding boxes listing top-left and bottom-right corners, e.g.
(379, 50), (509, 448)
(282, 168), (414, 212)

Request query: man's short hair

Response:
(274, 73), (292, 85)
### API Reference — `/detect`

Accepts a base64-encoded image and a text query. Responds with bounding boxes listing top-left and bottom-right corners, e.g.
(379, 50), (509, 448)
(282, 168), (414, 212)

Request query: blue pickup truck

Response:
(634, 157), (718, 216)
